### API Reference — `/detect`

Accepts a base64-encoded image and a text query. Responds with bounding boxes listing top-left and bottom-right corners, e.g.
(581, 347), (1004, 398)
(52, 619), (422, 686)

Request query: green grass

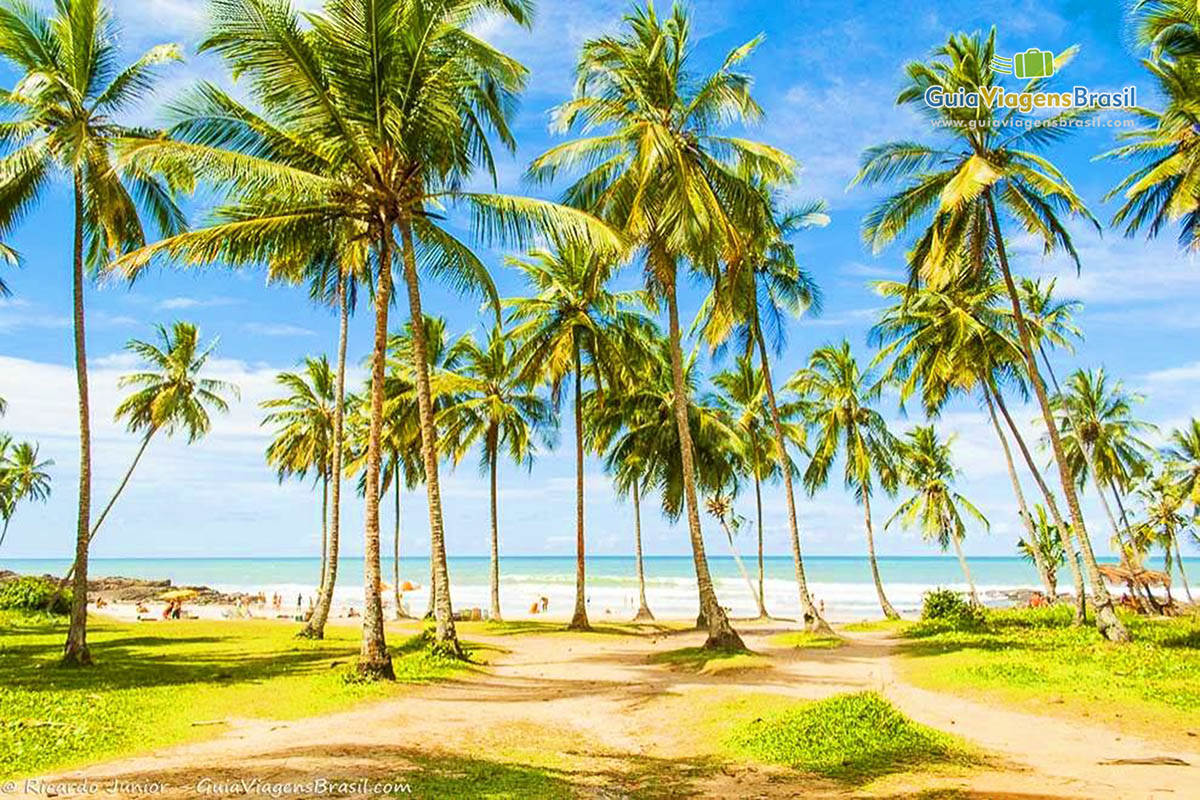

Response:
(649, 646), (771, 674)
(842, 618), (915, 633)
(768, 631), (845, 650)
(0, 611), (470, 779)
(896, 605), (1200, 740)
(725, 691), (974, 783)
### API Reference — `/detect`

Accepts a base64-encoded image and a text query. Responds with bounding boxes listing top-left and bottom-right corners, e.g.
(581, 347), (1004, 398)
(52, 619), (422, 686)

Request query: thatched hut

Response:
(1098, 563), (1174, 614)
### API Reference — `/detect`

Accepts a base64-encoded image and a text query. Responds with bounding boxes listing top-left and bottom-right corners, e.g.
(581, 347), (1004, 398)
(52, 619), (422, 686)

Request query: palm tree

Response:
(711, 355), (805, 619)
(116, 0), (618, 674)
(91, 323), (236, 540)
(704, 493), (762, 614)
(440, 324), (555, 622)
(0, 0), (186, 665)
(1105, 1), (1200, 249)
(853, 29), (1129, 641)
(1018, 505), (1066, 598)
(1164, 419), (1200, 507)
(0, 243), (18, 296)
(529, 3), (794, 650)
(1131, 471), (1195, 604)
(888, 426), (989, 606)
(790, 341), (901, 619)
(699, 195), (832, 632)
(1047, 368), (1156, 547)
(262, 356), (336, 596)
(507, 241), (650, 631)
(0, 437), (53, 549)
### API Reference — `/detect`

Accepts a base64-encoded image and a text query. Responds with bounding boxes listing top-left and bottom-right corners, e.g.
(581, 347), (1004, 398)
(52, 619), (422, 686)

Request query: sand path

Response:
(22, 621), (1198, 799)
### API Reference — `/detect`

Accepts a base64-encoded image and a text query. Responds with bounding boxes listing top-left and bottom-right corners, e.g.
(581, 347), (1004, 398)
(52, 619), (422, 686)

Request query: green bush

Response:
(920, 588), (986, 629)
(0, 576), (72, 615)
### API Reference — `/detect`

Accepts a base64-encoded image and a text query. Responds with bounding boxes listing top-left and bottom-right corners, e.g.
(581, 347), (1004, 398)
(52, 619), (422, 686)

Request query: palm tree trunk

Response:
(488, 432), (502, 622)
(717, 513), (763, 617)
(302, 270), (348, 639)
(662, 257), (743, 650)
(632, 482), (653, 621)
(63, 176), (92, 667)
(398, 219), (462, 657)
(357, 230), (396, 679)
(394, 472), (409, 619)
(1173, 536), (1193, 603)
(986, 193), (1128, 643)
(319, 470), (329, 595)
(0, 518), (10, 551)
(569, 338), (590, 630)
(989, 380), (1087, 623)
(90, 428), (156, 540)
(952, 534), (980, 606)
(983, 388), (1055, 597)
(752, 312), (830, 633)
(862, 491), (899, 620)
(754, 473), (767, 619)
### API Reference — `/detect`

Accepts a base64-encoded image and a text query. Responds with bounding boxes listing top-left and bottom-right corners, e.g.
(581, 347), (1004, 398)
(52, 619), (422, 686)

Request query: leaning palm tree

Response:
(853, 29), (1129, 641)
(1018, 505), (1066, 598)
(1047, 368), (1156, 546)
(699, 194), (832, 632)
(115, 0), (619, 673)
(888, 425), (989, 606)
(0, 438), (53, 549)
(0, 0), (186, 664)
(529, 2), (793, 650)
(262, 356), (337, 595)
(790, 341), (901, 619)
(92, 323), (237, 540)
(711, 355), (806, 619)
(507, 241), (650, 630)
(439, 324), (555, 622)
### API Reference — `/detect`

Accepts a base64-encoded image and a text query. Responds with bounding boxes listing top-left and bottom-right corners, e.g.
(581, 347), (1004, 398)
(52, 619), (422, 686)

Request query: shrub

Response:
(921, 588), (986, 629)
(0, 576), (72, 615)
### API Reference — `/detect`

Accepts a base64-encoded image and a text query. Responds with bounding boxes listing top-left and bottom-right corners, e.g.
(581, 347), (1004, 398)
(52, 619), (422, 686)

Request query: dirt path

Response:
(22, 622), (1198, 799)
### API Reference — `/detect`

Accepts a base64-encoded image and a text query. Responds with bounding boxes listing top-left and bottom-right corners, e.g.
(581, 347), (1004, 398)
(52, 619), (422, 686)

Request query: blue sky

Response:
(1, 0), (1198, 561)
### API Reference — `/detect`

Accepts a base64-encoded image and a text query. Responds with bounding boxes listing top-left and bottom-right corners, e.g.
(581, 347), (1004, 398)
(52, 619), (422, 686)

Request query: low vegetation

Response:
(767, 631), (845, 650)
(0, 612), (470, 779)
(650, 646), (771, 675)
(896, 606), (1200, 741)
(726, 691), (974, 783)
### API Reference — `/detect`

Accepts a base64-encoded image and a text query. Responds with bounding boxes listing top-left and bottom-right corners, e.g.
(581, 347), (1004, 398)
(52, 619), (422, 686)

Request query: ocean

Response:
(4, 555), (1195, 621)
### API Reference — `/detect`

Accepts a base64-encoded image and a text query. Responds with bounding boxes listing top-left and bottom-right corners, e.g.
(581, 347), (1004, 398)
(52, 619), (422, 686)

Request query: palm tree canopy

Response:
(115, 321), (238, 443)
(438, 323), (556, 475)
(0, 437), (53, 523)
(852, 28), (1094, 287)
(1046, 367), (1156, 491)
(1131, 0), (1200, 59)
(886, 424), (988, 550)
(0, 0), (186, 267)
(261, 355), (337, 482)
(788, 340), (899, 501)
(528, 1), (793, 283)
(1017, 503), (1066, 572)
(709, 353), (805, 483)
(1163, 418), (1200, 506)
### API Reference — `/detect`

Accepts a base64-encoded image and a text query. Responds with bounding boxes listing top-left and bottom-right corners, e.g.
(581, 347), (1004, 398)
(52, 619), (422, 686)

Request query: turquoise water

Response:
(4, 555), (1194, 620)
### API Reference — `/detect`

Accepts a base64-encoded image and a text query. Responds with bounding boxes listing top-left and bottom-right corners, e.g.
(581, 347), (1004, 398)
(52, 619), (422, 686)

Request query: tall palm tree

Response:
(1018, 505), (1066, 598)
(91, 322), (236, 540)
(1131, 470), (1195, 604)
(262, 356), (336, 595)
(790, 342), (901, 619)
(440, 324), (555, 622)
(529, 2), (793, 650)
(699, 195), (832, 632)
(507, 241), (650, 630)
(0, 0), (186, 664)
(0, 437), (53, 549)
(116, 0), (618, 673)
(888, 425), (989, 605)
(853, 29), (1129, 641)
(1047, 368), (1156, 547)
(711, 355), (805, 620)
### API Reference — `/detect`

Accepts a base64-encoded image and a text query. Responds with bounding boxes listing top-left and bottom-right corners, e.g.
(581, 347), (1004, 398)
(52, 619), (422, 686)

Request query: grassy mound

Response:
(649, 646), (770, 675)
(726, 691), (970, 782)
(768, 631), (844, 650)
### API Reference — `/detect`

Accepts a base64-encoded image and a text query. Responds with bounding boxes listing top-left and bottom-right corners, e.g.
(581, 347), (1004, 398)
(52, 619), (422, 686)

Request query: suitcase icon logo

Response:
(990, 49), (1055, 79)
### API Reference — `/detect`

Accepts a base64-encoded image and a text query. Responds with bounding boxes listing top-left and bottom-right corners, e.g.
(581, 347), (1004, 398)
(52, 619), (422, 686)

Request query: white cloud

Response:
(241, 322), (316, 337)
(156, 296), (242, 311)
